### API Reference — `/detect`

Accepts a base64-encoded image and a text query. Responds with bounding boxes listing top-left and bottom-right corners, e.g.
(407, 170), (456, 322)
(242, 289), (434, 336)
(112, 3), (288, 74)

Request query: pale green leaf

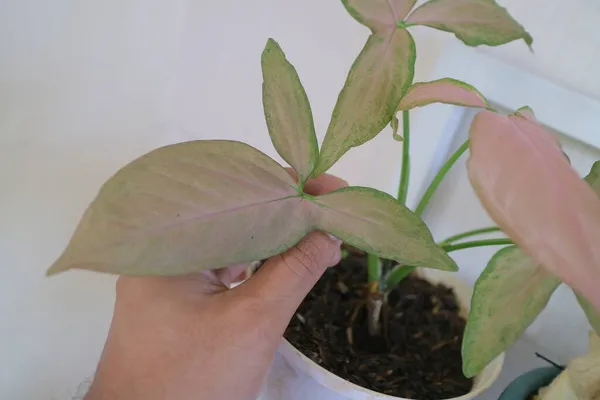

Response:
(584, 161), (600, 194)
(313, 187), (457, 271)
(398, 78), (489, 111)
(462, 245), (561, 377)
(262, 39), (318, 183)
(314, 28), (416, 176)
(342, 0), (417, 30)
(576, 292), (600, 334)
(406, 0), (532, 48)
(46, 140), (313, 276)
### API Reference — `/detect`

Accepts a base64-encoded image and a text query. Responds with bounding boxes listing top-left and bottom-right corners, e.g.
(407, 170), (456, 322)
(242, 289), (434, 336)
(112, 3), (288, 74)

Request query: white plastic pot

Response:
(262, 269), (505, 400)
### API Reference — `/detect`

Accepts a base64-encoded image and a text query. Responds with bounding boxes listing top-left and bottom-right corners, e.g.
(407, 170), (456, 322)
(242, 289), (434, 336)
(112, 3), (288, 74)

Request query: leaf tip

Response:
(524, 33), (534, 51)
(262, 38), (282, 60)
(461, 361), (478, 379)
(439, 251), (459, 272)
(45, 261), (70, 277)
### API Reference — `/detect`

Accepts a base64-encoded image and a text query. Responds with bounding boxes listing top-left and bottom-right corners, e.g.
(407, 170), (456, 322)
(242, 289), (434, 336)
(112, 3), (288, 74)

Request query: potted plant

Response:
(48, 0), (596, 399)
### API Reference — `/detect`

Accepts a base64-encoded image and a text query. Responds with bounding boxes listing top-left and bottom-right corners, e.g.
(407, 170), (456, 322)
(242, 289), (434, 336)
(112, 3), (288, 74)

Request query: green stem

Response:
(384, 264), (415, 292)
(441, 226), (502, 245)
(415, 139), (470, 217)
(367, 253), (382, 291)
(383, 238), (512, 293)
(442, 238), (513, 253)
(397, 110), (410, 204)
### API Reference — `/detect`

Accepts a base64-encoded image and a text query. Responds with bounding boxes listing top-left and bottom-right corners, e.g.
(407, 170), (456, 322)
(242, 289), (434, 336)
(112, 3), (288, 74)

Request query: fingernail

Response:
(327, 233), (343, 246)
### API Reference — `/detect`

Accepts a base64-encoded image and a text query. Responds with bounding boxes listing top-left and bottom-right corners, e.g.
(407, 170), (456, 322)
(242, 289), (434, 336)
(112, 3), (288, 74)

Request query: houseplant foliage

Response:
(48, 0), (600, 398)
(461, 111), (600, 377)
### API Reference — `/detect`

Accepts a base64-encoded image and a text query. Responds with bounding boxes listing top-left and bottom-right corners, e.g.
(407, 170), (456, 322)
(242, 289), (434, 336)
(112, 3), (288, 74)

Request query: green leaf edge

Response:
(261, 38), (319, 184)
(461, 245), (561, 377)
(407, 0), (533, 49)
(575, 290), (600, 334)
(313, 186), (458, 272)
(313, 29), (417, 176)
(397, 77), (491, 111)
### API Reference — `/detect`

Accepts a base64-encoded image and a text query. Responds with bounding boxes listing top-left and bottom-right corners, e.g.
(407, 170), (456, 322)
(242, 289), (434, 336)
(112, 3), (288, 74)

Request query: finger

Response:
(303, 173), (348, 196)
(284, 168), (348, 195)
(239, 231), (342, 314)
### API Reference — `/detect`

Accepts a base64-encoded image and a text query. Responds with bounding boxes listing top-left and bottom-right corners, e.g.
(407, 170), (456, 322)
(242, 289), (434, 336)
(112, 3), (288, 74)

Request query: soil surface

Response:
(284, 252), (474, 399)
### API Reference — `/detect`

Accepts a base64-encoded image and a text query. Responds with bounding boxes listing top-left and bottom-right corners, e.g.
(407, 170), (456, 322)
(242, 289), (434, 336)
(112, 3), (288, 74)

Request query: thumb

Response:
(242, 231), (342, 313)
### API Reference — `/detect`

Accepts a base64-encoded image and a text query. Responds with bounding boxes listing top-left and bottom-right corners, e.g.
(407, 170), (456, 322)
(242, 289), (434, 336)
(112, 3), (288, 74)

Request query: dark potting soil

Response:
(284, 251), (473, 399)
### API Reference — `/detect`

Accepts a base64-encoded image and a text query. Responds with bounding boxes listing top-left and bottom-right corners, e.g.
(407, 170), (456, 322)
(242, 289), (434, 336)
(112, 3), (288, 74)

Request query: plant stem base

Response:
(284, 253), (473, 399)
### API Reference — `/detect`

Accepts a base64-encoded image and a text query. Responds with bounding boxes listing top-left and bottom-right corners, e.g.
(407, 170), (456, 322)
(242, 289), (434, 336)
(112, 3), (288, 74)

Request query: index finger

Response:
(285, 168), (348, 196)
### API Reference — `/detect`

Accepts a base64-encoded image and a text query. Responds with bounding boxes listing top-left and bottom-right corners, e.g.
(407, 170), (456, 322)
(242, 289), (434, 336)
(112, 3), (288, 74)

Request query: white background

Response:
(2, 0), (600, 399)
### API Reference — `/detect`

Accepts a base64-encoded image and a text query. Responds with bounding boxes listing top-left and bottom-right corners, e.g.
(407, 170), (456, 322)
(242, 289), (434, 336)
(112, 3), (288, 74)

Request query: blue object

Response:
(498, 366), (562, 399)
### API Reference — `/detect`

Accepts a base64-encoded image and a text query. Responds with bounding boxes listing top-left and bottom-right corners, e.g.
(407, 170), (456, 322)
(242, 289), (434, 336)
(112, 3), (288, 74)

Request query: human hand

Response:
(84, 172), (347, 400)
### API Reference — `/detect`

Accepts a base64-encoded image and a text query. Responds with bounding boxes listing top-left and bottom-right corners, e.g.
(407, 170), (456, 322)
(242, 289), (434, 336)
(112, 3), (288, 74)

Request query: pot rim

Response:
(278, 269), (506, 400)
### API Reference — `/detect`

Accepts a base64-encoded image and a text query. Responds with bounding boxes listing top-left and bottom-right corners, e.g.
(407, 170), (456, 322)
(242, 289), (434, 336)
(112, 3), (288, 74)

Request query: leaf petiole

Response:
(442, 238), (513, 253)
(397, 110), (411, 204)
(367, 253), (382, 293)
(415, 139), (470, 217)
(441, 226), (502, 245)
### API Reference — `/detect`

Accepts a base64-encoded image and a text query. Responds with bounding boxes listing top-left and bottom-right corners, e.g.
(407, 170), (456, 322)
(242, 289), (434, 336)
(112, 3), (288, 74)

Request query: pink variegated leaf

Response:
(314, 29), (416, 175)
(314, 187), (457, 271)
(467, 110), (600, 311)
(342, 0), (417, 30)
(397, 78), (489, 111)
(262, 39), (318, 184)
(46, 141), (313, 276)
(406, 0), (532, 48)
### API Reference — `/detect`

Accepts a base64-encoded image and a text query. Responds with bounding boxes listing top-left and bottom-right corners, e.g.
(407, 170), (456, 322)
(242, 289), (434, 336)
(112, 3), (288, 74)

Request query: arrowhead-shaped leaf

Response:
(467, 110), (600, 312)
(342, 0), (417, 30)
(262, 39), (319, 184)
(314, 28), (416, 176)
(46, 140), (313, 276)
(397, 78), (489, 111)
(462, 245), (561, 377)
(313, 187), (457, 271)
(406, 0), (532, 48)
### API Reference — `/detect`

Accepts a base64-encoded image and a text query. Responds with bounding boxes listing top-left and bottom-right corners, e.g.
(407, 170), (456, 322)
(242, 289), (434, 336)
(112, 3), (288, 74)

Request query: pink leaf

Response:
(314, 187), (457, 271)
(262, 39), (319, 184)
(314, 28), (415, 176)
(406, 0), (532, 48)
(342, 0), (417, 30)
(397, 78), (489, 111)
(46, 141), (313, 276)
(467, 110), (600, 311)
